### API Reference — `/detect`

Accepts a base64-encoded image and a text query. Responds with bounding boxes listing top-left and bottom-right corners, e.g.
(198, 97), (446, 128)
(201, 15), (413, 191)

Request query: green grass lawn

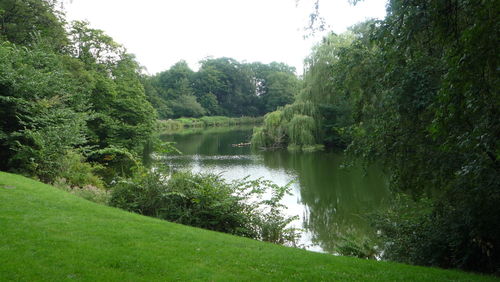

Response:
(0, 171), (495, 281)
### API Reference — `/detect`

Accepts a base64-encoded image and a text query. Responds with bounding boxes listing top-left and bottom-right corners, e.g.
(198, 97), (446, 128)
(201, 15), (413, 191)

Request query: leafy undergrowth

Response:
(0, 172), (495, 281)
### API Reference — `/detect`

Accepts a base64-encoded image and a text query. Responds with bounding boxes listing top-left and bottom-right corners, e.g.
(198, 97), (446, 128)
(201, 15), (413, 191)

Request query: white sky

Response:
(63, 0), (387, 75)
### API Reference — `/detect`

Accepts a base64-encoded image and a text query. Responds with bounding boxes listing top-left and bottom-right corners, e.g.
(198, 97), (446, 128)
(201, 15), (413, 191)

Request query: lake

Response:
(160, 125), (389, 254)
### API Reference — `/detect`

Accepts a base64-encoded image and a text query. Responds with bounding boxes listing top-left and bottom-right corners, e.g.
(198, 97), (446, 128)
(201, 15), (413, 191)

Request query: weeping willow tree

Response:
(251, 110), (287, 149)
(251, 100), (323, 151)
(252, 30), (356, 151)
(288, 115), (316, 146)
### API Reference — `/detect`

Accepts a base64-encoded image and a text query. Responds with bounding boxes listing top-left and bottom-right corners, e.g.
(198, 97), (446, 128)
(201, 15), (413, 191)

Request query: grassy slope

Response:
(0, 172), (495, 281)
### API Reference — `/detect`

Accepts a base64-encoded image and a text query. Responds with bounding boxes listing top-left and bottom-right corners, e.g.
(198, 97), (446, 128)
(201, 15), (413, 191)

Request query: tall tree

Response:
(68, 21), (156, 155)
(152, 61), (206, 118)
(346, 1), (499, 273)
(0, 0), (68, 50)
(0, 43), (88, 181)
(198, 57), (257, 116)
(247, 62), (300, 113)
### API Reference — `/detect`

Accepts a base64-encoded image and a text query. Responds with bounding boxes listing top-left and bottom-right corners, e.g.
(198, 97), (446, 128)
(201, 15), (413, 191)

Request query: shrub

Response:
(9, 124), (86, 183)
(54, 178), (110, 205)
(162, 116), (263, 130)
(87, 146), (140, 184)
(109, 171), (299, 246)
(157, 119), (183, 131)
(373, 189), (500, 273)
(58, 150), (104, 189)
(50, 150), (108, 204)
(334, 233), (378, 260)
(371, 194), (435, 265)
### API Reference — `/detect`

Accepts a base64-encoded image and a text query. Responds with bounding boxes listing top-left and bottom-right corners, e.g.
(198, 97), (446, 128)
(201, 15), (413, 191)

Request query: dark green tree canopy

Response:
(0, 1), (157, 184)
(0, 0), (68, 50)
(147, 57), (300, 118)
(254, 0), (498, 273)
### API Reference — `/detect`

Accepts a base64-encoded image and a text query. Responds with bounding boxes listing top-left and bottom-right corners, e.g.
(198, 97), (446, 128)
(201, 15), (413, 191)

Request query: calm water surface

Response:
(160, 126), (389, 253)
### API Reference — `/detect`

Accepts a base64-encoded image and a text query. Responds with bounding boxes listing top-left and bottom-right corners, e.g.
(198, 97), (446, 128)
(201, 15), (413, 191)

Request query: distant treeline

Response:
(145, 59), (300, 119)
(158, 116), (263, 131)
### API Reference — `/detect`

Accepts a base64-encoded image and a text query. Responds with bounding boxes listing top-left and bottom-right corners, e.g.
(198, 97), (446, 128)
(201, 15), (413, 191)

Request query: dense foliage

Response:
(365, 1), (499, 273)
(252, 30), (357, 151)
(257, 0), (498, 274)
(0, 42), (87, 182)
(147, 58), (300, 118)
(109, 171), (299, 245)
(0, 1), (151, 185)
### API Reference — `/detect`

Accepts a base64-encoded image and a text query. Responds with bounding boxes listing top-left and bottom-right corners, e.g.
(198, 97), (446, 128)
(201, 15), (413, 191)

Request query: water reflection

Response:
(160, 126), (389, 253)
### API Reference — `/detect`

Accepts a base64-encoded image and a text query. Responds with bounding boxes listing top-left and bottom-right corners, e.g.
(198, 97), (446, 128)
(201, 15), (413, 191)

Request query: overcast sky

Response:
(64, 0), (387, 75)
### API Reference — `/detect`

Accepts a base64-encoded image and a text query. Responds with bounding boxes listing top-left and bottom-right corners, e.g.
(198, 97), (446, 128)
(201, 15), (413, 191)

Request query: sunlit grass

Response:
(0, 171), (495, 281)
